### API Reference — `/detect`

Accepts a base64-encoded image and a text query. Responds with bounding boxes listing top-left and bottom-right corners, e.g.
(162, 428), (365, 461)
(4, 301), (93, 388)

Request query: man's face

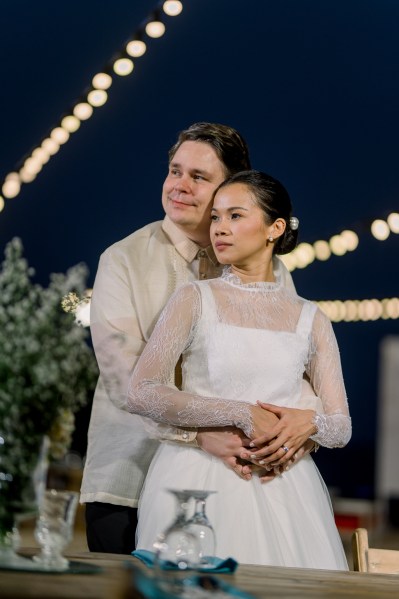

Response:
(162, 141), (227, 244)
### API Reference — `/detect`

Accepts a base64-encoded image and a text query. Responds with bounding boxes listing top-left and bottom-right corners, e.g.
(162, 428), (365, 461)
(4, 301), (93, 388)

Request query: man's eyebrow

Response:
(169, 162), (211, 176)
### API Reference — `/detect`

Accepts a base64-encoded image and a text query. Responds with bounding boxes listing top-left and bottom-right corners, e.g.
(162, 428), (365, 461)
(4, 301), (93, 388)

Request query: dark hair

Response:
(169, 122), (251, 177)
(214, 170), (298, 255)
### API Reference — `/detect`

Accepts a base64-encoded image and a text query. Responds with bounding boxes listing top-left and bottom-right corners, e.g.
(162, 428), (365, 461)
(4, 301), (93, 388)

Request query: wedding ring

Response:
(282, 445), (289, 453)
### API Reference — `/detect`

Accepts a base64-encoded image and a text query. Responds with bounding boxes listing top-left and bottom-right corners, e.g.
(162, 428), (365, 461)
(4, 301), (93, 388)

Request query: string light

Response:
(92, 72), (112, 90)
(71, 292), (399, 327)
(329, 234), (347, 256)
(163, 1), (183, 16)
(50, 127), (70, 145)
(371, 219), (390, 241)
(0, 1), (185, 210)
(32, 147), (51, 164)
(87, 89), (108, 107)
(2, 173), (21, 199)
(387, 212), (399, 233)
(41, 138), (60, 155)
(317, 297), (399, 323)
(280, 215), (399, 273)
(340, 229), (359, 251)
(19, 168), (38, 183)
(126, 40), (147, 57)
(145, 19), (166, 38)
(313, 240), (331, 261)
(22, 157), (42, 176)
(61, 115), (81, 133)
(113, 57), (134, 76)
(73, 103), (93, 120)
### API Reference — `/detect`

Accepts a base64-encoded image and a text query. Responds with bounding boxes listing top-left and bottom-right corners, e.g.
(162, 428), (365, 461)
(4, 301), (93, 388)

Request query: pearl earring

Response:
(268, 235), (274, 242)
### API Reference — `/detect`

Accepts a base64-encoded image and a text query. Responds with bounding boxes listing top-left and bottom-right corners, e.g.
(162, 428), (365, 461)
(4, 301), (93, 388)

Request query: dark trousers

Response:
(85, 502), (138, 554)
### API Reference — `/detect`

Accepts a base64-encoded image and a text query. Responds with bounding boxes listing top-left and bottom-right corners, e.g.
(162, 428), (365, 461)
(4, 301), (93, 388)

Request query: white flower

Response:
(0, 238), (98, 459)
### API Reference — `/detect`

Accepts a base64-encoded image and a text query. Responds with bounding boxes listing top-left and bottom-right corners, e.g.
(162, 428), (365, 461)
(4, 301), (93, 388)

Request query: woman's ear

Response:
(271, 218), (286, 240)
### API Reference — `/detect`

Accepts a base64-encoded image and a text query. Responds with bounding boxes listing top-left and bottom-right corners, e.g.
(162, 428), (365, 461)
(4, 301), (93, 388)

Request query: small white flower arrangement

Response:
(0, 238), (98, 462)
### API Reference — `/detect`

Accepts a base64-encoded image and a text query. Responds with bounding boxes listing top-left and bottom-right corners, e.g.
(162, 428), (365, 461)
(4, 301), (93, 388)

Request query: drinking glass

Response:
(185, 490), (216, 567)
(153, 489), (200, 593)
(33, 489), (78, 571)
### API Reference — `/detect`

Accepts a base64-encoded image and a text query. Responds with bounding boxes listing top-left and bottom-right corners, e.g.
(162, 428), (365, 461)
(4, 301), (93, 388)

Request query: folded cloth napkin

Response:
(132, 549), (238, 573)
(126, 562), (255, 599)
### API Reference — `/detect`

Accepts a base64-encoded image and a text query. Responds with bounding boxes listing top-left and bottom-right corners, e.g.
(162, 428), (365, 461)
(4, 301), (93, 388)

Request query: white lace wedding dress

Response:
(128, 268), (351, 569)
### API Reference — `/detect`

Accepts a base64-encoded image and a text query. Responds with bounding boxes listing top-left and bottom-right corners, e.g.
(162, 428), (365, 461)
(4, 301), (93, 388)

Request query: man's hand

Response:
(196, 427), (259, 481)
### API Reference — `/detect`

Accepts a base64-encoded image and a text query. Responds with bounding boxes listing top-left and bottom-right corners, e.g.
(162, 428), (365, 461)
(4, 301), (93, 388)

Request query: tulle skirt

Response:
(136, 443), (348, 570)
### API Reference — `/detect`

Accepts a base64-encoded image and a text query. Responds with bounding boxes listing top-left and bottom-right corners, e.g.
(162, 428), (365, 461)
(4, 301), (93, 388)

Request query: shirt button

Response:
(182, 433), (189, 440)
(198, 250), (206, 257)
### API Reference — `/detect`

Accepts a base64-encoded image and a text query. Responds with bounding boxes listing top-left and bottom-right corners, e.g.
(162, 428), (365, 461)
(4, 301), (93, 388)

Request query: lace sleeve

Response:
(307, 308), (352, 448)
(127, 283), (253, 435)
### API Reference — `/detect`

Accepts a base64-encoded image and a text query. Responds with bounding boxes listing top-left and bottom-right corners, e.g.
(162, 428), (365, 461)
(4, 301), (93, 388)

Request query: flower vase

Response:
(0, 432), (49, 569)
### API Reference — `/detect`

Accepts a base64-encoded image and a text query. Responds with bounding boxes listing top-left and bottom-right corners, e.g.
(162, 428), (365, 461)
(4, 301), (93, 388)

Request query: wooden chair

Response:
(352, 527), (399, 574)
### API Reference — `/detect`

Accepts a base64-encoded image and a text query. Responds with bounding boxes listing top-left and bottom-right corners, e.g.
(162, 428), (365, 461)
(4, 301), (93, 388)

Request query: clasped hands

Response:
(197, 402), (318, 482)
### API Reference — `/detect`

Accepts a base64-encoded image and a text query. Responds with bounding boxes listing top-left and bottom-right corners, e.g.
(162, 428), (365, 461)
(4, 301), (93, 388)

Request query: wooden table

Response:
(1, 550), (399, 598)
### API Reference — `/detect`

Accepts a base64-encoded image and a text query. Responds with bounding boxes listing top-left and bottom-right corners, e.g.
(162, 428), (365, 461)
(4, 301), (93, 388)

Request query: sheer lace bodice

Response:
(127, 268), (351, 448)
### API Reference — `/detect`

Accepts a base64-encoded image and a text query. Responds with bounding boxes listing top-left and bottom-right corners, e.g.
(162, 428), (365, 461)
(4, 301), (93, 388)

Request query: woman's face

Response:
(210, 182), (274, 266)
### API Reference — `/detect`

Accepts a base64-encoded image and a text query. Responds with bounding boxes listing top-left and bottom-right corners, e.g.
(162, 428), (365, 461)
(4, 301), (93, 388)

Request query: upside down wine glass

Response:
(184, 490), (216, 567)
(154, 490), (200, 570)
(153, 490), (200, 593)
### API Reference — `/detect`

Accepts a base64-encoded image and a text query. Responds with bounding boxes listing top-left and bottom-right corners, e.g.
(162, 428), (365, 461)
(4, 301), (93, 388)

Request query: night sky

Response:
(1, 0), (398, 498)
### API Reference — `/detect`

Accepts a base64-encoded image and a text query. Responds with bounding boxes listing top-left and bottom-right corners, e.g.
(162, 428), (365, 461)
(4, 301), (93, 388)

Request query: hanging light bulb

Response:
(113, 58), (134, 76)
(5, 172), (20, 182)
(145, 19), (165, 38)
(87, 89), (108, 107)
(126, 40), (147, 57)
(22, 157), (42, 176)
(61, 115), (81, 133)
(313, 240), (331, 261)
(387, 212), (399, 233)
(294, 242), (315, 268)
(50, 127), (70, 145)
(73, 103), (93, 120)
(371, 219), (390, 240)
(32, 147), (50, 164)
(41, 138), (60, 155)
(92, 72), (112, 90)
(340, 229), (359, 251)
(329, 235), (347, 256)
(2, 178), (21, 199)
(163, 1), (183, 16)
(19, 168), (38, 183)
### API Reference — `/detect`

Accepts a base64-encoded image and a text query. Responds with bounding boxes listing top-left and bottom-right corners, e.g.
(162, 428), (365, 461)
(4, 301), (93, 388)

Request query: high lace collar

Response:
(220, 266), (282, 291)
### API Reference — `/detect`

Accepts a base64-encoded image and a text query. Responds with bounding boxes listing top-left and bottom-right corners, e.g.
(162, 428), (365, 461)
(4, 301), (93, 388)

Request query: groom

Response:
(81, 122), (316, 554)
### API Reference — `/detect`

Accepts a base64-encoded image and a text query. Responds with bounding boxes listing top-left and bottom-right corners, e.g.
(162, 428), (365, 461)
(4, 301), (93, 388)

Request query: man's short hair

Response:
(169, 122), (251, 177)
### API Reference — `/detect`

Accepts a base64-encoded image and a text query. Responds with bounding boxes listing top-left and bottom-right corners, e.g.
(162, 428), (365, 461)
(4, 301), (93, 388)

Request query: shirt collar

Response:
(162, 216), (219, 266)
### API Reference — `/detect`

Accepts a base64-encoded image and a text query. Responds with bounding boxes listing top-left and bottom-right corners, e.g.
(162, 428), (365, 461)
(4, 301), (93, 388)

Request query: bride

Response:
(127, 170), (351, 569)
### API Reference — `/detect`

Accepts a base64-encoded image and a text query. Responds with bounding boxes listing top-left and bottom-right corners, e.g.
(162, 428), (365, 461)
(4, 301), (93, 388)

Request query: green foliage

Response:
(0, 237), (98, 446)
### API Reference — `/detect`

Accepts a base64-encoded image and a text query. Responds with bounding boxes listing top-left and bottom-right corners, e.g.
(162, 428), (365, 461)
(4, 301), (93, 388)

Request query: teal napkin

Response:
(132, 549), (238, 573)
(127, 562), (255, 599)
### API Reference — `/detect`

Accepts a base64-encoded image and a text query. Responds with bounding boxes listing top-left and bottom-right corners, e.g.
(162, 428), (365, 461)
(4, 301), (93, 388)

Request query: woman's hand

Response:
(257, 439), (318, 481)
(243, 402), (317, 467)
